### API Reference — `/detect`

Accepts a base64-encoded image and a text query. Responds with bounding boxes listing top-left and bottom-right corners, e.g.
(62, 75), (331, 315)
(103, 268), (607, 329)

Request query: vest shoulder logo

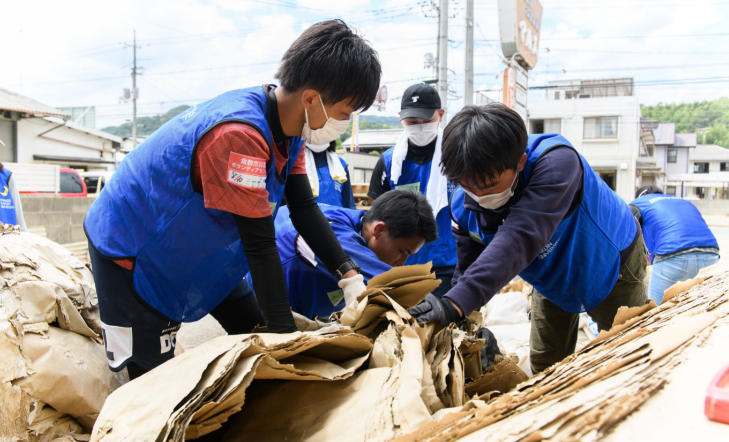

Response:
(182, 106), (197, 121)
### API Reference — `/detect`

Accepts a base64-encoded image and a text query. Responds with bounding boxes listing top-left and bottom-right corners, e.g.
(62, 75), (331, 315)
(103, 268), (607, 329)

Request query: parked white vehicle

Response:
(81, 171), (114, 197)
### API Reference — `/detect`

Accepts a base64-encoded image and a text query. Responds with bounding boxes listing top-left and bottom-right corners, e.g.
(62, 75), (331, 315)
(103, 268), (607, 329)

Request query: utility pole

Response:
(123, 31), (141, 148)
(438, 0), (448, 122)
(131, 31), (139, 148)
(464, 0), (474, 106)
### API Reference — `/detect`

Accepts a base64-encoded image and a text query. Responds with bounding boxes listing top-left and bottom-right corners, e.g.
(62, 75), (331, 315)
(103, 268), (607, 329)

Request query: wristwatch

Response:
(334, 260), (361, 280)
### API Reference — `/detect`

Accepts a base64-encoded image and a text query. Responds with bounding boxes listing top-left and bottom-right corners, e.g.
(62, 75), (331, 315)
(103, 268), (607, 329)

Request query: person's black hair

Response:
(275, 19), (382, 112)
(327, 140), (337, 153)
(363, 190), (438, 243)
(636, 185), (663, 198)
(441, 103), (528, 188)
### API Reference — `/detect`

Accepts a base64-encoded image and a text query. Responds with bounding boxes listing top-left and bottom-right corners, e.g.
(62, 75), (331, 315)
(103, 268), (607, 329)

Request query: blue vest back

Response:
(382, 147), (457, 268)
(315, 157), (348, 207)
(249, 204), (391, 319)
(630, 194), (717, 262)
(0, 169), (17, 226)
(450, 134), (636, 313)
(84, 86), (304, 322)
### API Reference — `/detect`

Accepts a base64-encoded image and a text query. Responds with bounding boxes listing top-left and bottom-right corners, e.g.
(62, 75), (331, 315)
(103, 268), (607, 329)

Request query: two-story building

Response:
(528, 78), (642, 202)
(661, 143), (729, 199)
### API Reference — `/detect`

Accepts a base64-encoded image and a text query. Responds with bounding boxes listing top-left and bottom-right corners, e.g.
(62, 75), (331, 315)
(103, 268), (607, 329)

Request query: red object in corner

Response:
(705, 364), (729, 424)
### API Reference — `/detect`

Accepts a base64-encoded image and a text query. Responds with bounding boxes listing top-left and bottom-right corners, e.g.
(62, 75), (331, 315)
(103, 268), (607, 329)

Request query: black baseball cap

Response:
(400, 83), (441, 120)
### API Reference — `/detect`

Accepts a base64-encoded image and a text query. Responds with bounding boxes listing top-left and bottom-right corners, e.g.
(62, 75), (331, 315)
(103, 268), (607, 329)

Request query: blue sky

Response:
(1, 0), (728, 128)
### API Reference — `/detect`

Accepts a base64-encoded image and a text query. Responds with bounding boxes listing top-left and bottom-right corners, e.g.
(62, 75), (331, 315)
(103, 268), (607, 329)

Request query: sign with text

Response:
(502, 67), (515, 109)
(498, 0), (543, 70)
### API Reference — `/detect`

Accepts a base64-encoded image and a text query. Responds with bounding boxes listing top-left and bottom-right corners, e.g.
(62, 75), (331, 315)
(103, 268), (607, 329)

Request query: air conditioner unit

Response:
(579, 94), (591, 99)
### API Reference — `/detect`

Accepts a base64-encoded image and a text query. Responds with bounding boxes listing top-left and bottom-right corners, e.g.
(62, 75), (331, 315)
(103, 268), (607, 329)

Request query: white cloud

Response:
(1, 0), (727, 128)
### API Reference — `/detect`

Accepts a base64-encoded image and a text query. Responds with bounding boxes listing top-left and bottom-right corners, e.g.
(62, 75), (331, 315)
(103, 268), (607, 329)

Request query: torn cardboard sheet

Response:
(90, 331), (374, 442)
(464, 354), (528, 398)
(92, 264), (476, 442)
(393, 270), (729, 442)
(0, 225), (121, 440)
(341, 262), (438, 339)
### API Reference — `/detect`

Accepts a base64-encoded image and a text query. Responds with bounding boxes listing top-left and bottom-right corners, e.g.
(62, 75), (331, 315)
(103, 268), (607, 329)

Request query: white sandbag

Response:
(483, 292), (529, 327)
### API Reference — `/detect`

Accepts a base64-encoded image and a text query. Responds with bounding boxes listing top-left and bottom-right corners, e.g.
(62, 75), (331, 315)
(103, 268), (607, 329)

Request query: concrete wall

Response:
(20, 195), (93, 244)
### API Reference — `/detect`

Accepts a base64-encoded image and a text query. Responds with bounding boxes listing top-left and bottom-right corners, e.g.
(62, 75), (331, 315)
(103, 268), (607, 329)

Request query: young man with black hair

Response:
(368, 83), (457, 298)
(630, 185), (719, 303)
(84, 20), (382, 379)
(304, 140), (356, 209)
(249, 189), (439, 319)
(409, 103), (648, 373)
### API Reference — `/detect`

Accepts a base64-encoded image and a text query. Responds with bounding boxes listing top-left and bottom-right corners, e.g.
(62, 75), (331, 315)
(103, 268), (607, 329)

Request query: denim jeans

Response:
(648, 252), (720, 303)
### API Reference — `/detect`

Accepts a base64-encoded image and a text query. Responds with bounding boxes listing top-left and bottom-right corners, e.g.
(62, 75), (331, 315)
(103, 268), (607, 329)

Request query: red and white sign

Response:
(227, 152), (266, 189)
(380, 85), (388, 103)
(502, 67), (515, 109)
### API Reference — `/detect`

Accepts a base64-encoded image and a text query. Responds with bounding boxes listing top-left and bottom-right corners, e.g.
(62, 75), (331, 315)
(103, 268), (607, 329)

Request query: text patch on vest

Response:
(396, 182), (420, 192)
(227, 152), (266, 189)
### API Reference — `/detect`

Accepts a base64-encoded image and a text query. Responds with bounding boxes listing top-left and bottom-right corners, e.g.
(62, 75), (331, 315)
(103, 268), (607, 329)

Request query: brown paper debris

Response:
(0, 225), (122, 439)
(393, 269), (729, 442)
(464, 354), (528, 398)
(90, 263), (475, 442)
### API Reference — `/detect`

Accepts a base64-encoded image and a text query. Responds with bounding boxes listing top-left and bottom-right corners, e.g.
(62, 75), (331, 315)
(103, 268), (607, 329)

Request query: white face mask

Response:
(464, 171), (519, 210)
(306, 142), (330, 153)
(404, 121), (439, 146)
(301, 94), (350, 145)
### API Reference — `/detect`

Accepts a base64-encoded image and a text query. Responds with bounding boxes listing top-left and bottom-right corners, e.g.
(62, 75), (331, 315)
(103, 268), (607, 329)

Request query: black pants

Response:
(89, 242), (265, 377)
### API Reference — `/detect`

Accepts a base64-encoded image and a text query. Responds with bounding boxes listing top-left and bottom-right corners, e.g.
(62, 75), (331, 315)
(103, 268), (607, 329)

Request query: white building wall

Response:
(17, 118), (115, 170)
(528, 96), (641, 202)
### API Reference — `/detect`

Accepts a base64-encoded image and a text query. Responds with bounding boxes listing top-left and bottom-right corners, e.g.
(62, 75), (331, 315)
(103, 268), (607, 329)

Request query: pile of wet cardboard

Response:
(394, 263), (729, 442)
(89, 263), (519, 442)
(0, 224), (125, 442)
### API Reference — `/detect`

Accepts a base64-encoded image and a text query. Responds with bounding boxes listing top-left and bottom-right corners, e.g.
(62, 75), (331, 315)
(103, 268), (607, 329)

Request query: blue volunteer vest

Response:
(315, 156), (349, 208)
(630, 194), (718, 262)
(84, 86), (305, 322)
(450, 134), (637, 313)
(249, 204), (391, 319)
(382, 146), (457, 268)
(0, 169), (17, 225)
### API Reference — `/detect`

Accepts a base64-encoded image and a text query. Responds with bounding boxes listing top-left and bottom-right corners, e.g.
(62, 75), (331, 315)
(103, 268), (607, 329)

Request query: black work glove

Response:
(408, 293), (462, 327)
(477, 327), (502, 370)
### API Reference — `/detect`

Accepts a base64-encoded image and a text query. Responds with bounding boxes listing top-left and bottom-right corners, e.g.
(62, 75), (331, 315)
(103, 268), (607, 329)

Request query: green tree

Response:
(641, 97), (729, 148)
(101, 105), (191, 138)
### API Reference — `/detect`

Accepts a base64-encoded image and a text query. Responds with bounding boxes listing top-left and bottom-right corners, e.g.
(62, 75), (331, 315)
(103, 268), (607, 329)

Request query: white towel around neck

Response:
(390, 128), (448, 219)
(305, 143), (347, 198)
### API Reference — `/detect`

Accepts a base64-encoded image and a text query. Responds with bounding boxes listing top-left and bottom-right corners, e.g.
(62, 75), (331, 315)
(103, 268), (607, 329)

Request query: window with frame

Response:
(666, 186), (676, 196)
(721, 162), (729, 171)
(584, 117), (618, 139)
(694, 162), (709, 174)
(530, 119), (561, 135)
(554, 91), (560, 100)
(667, 149), (677, 163)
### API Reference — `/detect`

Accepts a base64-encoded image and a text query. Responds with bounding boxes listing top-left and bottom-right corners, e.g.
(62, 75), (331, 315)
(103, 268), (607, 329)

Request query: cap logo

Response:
(412, 96), (419, 102)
